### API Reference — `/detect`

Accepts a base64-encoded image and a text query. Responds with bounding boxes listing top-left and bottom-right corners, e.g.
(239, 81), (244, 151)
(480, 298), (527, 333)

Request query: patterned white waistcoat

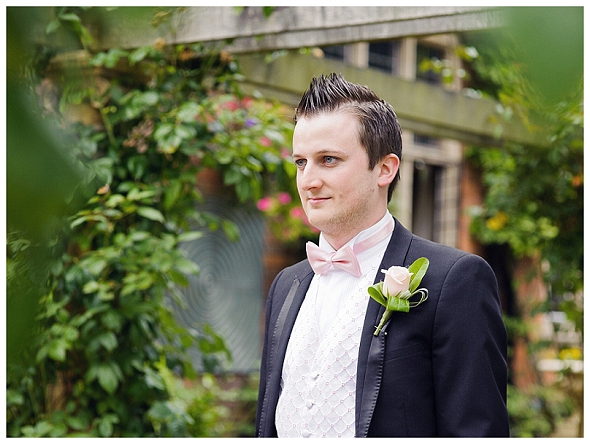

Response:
(275, 271), (376, 438)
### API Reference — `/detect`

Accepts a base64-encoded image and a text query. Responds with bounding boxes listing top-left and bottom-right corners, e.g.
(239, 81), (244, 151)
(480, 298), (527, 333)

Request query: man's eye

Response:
(294, 159), (306, 168)
(324, 156), (337, 164)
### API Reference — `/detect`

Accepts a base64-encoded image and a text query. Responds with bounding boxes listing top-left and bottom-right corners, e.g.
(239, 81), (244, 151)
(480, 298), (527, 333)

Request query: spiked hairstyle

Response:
(294, 73), (403, 201)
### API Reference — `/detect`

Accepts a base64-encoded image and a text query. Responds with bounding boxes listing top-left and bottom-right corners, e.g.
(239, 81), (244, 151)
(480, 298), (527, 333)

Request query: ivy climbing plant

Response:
(7, 7), (296, 437)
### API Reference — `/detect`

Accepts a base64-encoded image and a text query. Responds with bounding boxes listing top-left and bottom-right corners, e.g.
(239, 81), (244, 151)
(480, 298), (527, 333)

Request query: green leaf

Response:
(106, 194), (125, 208)
(177, 230), (204, 243)
(128, 46), (151, 64)
(98, 418), (114, 438)
(387, 296), (410, 313)
(97, 364), (120, 394)
(174, 124), (196, 140)
(70, 215), (90, 228)
(148, 401), (174, 421)
(143, 366), (166, 391)
(80, 257), (108, 276)
(235, 180), (251, 202)
(45, 19), (61, 34)
(66, 415), (89, 431)
(83, 280), (100, 294)
(141, 91), (159, 106)
(127, 187), (156, 201)
(57, 13), (82, 23)
(158, 133), (182, 153)
(97, 331), (118, 351)
(154, 123), (174, 141)
(221, 219), (240, 242)
(177, 102), (201, 122)
(408, 257), (429, 293)
(387, 296), (410, 312)
(129, 231), (151, 242)
(174, 257), (200, 276)
(163, 180), (182, 210)
(137, 206), (165, 223)
(103, 48), (128, 69)
(367, 283), (387, 306)
(101, 311), (124, 332)
(48, 339), (67, 361)
(215, 148), (234, 164)
(62, 326), (79, 342)
(167, 269), (189, 286)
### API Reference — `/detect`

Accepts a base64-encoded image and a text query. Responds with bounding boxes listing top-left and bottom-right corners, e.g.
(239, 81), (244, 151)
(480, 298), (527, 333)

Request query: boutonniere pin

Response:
(367, 257), (430, 336)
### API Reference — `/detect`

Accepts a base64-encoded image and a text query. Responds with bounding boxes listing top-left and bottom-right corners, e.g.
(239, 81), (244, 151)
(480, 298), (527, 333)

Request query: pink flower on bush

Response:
(223, 100), (239, 111)
(290, 206), (304, 219)
(257, 196), (273, 212)
(260, 136), (272, 147)
(277, 192), (292, 205)
(280, 148), (291, 159)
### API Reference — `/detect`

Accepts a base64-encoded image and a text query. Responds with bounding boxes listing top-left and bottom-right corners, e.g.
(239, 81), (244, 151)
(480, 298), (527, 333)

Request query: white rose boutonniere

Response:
(367, 257), (430, 336)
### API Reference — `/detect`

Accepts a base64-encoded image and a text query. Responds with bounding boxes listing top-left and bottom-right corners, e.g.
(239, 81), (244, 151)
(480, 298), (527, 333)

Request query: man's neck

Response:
(322, 211), (389, 251)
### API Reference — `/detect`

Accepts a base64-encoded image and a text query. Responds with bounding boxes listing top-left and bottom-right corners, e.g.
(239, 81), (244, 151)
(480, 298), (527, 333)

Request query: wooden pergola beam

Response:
(237, 51), (548, 148)
(88, 6), (502, 53)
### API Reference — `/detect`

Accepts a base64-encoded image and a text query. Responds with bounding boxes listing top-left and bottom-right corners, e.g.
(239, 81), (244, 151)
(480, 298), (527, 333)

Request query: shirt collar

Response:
(318, 212), (395, 254)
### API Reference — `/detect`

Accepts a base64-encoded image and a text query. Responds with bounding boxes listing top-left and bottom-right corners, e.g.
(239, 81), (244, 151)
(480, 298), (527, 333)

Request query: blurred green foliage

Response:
(465, 6), (583, 318)
(6, 6), (294, 437)
(507, 383), (576, 437)
(503, 7), (583, 106)
(463, 7), (583, 437)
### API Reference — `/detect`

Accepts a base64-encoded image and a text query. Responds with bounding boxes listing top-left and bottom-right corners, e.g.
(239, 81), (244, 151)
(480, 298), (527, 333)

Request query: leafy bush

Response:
(507, 383), (575, 437)
(7, 7), (295, 437)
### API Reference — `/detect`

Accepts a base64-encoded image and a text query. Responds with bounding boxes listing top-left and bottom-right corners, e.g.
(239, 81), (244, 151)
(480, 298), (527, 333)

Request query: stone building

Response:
(82, 6), (553, 378)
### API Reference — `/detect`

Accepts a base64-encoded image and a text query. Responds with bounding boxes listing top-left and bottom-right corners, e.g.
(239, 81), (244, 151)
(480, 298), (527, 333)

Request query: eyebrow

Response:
(292, 149), (348, 158)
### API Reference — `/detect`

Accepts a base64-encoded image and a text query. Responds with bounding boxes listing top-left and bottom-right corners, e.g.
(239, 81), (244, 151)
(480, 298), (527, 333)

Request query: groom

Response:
(255, 73), (509, 437)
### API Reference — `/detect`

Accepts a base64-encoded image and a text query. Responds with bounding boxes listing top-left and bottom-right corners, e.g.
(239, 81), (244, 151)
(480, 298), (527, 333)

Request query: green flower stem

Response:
(374, 309), (392, 336)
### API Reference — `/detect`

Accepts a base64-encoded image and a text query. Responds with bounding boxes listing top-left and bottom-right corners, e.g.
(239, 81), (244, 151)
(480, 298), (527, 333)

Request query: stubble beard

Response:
(305, 196), (375, 248)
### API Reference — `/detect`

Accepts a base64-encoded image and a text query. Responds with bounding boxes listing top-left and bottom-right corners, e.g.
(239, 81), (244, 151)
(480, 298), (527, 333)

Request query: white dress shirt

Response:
(275, 212), (394, 438)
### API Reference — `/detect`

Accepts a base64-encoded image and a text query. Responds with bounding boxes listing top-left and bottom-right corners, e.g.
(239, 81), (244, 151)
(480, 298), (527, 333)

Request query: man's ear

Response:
(377, 154), (400, 187)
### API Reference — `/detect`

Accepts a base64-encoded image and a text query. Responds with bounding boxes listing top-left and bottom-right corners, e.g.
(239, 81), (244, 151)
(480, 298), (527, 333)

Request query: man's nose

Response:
(298, 164), (323, 190)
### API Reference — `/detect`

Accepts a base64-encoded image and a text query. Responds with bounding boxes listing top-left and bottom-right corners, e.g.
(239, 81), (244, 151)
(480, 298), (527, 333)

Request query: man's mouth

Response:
(307, 197), (330, 205)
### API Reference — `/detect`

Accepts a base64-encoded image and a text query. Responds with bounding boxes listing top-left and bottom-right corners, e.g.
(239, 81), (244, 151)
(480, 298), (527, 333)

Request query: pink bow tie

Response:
(306, 243), (362, 277)
(306, 218), (394, 277)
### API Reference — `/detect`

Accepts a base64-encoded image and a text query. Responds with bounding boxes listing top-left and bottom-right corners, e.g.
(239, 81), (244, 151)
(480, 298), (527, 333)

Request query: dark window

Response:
(368, 40), (400, 74)
(321, 45), (345, 61)
(412, 161), (443, 242)
(414, 133), (441, 148)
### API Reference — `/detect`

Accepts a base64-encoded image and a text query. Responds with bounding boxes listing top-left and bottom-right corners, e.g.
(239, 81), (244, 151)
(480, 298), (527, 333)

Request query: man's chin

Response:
(306, 214), (335, 235)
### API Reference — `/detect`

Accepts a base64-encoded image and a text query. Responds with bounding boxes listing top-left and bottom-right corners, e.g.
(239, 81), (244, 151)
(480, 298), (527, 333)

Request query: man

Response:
(255, 73), (509, 437)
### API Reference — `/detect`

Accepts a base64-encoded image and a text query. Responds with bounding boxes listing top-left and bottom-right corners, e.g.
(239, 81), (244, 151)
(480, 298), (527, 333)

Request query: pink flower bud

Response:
(289, 206), (304, 218)
(257, 196), (273, 212)
(277, 192), (292, 205)
(381, 266), (412, 297)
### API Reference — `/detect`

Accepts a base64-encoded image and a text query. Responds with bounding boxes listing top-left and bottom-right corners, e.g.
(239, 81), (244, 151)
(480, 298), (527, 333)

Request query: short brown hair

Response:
(294, 73), (402, 201)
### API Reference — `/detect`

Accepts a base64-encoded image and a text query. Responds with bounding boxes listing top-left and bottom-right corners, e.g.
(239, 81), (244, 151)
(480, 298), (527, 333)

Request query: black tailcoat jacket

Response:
(255, 219), (509, 437)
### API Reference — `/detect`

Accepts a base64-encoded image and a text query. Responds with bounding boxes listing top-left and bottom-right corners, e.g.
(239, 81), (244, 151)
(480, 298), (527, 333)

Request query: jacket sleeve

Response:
(255, 270), (280, 437)
(431, 254), (509, 436)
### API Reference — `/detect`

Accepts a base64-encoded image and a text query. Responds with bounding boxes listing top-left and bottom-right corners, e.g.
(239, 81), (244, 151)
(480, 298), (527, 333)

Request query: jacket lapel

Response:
(259, 263), (314, 436)
(355, 218), (413, 437)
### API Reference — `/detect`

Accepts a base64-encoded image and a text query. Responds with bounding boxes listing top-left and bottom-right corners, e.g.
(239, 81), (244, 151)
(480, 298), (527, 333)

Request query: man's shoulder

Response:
(409, 235), (468, 259)
(407, 234), (491, 272)
(280, 258), (313, 279)
(272, 258), (313, 289)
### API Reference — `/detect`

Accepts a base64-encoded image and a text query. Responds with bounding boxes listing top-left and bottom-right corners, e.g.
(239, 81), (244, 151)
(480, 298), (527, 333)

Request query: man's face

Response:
(292, 111), (391, 249)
